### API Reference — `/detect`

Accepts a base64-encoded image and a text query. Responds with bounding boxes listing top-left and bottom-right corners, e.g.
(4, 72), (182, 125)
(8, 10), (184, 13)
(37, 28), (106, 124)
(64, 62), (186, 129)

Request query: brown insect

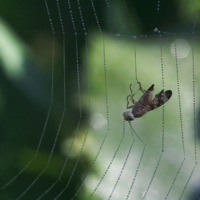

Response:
(123, 82), (172, 121)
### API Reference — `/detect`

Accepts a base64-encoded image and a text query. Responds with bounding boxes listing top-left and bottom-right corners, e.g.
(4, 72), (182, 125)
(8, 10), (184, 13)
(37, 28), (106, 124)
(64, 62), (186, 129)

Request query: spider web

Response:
(0, 0), (200, 200)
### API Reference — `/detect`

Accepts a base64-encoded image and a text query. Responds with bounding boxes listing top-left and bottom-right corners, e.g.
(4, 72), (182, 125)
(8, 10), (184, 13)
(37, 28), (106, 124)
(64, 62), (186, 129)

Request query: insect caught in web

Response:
(123, 81), (172, 121)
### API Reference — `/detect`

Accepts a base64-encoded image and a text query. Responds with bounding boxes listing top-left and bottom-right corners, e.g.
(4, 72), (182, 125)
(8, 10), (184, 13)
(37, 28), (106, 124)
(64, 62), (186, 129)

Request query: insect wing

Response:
(140, 84), (154, 105)
(149, 90), (172, 111)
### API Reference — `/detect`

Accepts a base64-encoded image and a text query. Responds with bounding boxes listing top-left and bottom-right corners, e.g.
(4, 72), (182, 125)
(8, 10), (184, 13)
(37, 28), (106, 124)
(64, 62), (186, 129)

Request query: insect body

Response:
(123, 82), (172, 121)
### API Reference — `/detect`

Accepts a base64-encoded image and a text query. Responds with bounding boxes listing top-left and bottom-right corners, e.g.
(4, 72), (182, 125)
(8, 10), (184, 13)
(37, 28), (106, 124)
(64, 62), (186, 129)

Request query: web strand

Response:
(0, 0), (55, 192)
(174, 41), (185, 158)
(108, 138), (135, 199)
(134, 45), (138, 83)
(142, 153), (163, 200)
(87, 120), (126, 199)
(15, 0), (67, 199)
(1, 1), (199, 200)
(159, 39), (165, 153)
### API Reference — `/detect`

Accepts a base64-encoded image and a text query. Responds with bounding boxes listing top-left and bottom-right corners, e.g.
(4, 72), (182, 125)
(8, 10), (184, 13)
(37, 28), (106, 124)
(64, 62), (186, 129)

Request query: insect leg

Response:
(129, 84), (136, 105)
(126, 94), (131, 108)
(137, 81), (146, 93)
(126, 94), (135, 108)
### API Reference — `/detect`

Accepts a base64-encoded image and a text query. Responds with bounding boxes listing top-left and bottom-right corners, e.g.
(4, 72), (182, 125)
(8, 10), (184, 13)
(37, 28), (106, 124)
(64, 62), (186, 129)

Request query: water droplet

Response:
(116, 33), (120, 36)
(154, 27), (158, 32)
(158, 30), (161, 33)
(133, 35), (137, 39)
(85, 32), (87, 35)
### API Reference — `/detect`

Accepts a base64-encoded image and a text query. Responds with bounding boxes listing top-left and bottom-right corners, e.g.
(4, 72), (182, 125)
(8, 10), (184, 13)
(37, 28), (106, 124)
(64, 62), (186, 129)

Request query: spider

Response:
(123, 82), (172, 121)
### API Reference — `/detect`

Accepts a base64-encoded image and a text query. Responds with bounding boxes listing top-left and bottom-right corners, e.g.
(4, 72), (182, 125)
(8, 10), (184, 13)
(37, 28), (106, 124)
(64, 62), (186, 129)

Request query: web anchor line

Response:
(133, 45), (141, 90)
